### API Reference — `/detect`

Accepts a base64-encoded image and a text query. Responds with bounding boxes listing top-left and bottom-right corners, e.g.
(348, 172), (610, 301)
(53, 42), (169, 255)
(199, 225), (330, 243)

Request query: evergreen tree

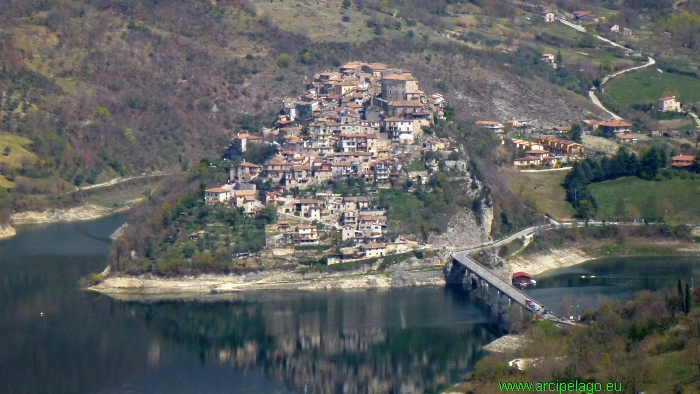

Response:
(601, 157), (612, 179)
(570, 123), (582, 142)
(640, 148), (660, 179)
(691, 150), (700, 173)
(686, 283), (692, 315)
(627, 152), (640, 176)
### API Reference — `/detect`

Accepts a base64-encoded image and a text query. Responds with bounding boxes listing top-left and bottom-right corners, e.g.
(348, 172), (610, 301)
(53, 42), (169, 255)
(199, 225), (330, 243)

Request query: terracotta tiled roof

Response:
(382, 73), (417, 81)
(597, 119), (632, 127)
(388, 100), (424, 107)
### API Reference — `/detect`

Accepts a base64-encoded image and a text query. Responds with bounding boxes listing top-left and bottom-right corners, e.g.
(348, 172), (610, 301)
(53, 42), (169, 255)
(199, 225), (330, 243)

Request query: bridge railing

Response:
(453, 253), (573, 325)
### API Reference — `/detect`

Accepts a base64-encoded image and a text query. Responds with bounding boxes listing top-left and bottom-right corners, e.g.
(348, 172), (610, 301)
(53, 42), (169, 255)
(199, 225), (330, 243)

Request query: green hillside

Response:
(605, 68), (700, 108)
(589, 176), (700, 223)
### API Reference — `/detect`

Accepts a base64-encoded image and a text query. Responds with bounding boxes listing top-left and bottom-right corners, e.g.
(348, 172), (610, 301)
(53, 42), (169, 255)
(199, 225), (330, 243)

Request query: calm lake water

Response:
(1, 215), (698, 393)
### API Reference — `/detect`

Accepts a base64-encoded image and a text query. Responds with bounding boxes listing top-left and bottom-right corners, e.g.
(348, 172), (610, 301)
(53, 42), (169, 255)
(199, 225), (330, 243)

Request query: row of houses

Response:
(512, 136), (585, 166)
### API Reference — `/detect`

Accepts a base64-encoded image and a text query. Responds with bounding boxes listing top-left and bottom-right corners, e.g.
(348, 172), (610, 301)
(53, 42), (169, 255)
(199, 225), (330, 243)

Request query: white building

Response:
(363, 243), (386, 258)
(657, 96), (682, 112)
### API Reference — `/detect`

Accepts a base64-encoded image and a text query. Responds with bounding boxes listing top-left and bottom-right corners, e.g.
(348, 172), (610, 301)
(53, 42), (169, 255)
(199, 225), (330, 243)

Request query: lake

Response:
(0, 215), (497, 394)
(1, 216), (697, 393)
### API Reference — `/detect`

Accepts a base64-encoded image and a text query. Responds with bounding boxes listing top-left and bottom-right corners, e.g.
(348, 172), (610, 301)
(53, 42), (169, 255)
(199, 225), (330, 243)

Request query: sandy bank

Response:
(110, 222), (130, 240)
(506, 239), (700, 277)
(91, 268), (445, 299)
(0, 224), (16, 240)
(506, 246), (592, 277)
(11, 199), (142, 226)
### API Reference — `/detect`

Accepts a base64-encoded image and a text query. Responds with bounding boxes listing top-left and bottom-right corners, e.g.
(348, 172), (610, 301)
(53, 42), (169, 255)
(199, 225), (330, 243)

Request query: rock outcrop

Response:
(429, 207), (493, 250)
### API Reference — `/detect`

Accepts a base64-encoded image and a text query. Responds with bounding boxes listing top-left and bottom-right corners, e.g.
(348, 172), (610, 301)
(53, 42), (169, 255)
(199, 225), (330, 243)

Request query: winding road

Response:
(556, 17), (656, 119)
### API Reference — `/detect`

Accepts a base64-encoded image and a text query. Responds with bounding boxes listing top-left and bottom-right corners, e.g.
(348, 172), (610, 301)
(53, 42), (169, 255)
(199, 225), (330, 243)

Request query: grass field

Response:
(589, 177), (700, 223)
(502, 167), (576, 220)
(605, 68), (700, 108)
(0, 132), (36, 189)
(0, 132), (35, 168)
(0, 175), (13, 189)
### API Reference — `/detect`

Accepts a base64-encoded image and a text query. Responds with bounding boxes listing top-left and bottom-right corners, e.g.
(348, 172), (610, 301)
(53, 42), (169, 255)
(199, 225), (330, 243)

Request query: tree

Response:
(2, 146), (10, 156)
(341, 0), (351, 8)
(276, 53), (290, 68)
(570, 123), (582, 142)
(639, 147), (665, 180)
(94, 107), (111, 120)
(373, 25), (383, 36)
(686, 282), (692, 314)
(577, 199), (596, 219)
(667, 12), (700, 49)
(556, 50), (562, 65)
(691, 150), (700, 173)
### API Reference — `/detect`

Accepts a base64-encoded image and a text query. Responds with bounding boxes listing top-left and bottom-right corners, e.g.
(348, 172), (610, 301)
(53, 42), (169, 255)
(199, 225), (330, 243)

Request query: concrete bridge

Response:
(445, 225), (575, 325)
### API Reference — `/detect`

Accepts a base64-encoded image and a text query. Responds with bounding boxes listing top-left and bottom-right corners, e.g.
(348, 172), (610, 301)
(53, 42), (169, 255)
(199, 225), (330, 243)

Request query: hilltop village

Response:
(202, 61), (453, 262)
(195, 60), (700, 267)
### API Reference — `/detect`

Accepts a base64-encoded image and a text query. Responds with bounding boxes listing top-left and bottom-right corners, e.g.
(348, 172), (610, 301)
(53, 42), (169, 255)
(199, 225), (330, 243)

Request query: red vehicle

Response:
(512, 272), (537, 288)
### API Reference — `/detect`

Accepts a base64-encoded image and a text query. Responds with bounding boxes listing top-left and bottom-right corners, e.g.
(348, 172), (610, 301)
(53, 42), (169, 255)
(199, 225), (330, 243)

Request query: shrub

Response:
(342, 15), (351, 22)
(276, 53), (290, 68)
(87, 273), (103, 286)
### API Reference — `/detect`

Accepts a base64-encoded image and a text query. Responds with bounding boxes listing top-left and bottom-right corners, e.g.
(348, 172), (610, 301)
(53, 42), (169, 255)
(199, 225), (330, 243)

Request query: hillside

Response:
(0, 0), (611, 219)
(589, 176), (700, 223)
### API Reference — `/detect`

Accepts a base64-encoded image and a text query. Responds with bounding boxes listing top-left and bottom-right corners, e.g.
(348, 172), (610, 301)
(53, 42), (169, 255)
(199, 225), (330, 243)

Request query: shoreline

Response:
(505, 239), (700, 277)
(0, 224), (16, 240)
(92, 238), (700, 299)
(90, 267), (446, 300)
(1, 199), (143, 240)
(11, 201), (140, 226)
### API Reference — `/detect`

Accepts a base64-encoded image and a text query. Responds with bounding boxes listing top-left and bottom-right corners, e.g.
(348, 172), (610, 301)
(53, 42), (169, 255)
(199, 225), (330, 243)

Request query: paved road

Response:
(557, 17), (630, 52)
(589, 90), (622, 120)
(459, 225), (543, 253)
(600, 56), (656, 86)
(453, 249), (531, 305)
(588, 56), (655, 119)
(555, 17), (657, 120)
(450, 223), (578, 324)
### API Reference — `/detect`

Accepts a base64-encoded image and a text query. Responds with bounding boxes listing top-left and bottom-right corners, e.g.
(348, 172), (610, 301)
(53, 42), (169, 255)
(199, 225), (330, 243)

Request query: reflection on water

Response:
(0, 215), (499, 394)
(2, 215), (698, 394)
(116, 289), (500, 394)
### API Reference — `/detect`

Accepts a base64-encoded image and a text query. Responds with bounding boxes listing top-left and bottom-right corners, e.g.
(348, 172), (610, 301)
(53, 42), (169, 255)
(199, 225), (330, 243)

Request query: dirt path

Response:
(64, 172), (176, 194)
